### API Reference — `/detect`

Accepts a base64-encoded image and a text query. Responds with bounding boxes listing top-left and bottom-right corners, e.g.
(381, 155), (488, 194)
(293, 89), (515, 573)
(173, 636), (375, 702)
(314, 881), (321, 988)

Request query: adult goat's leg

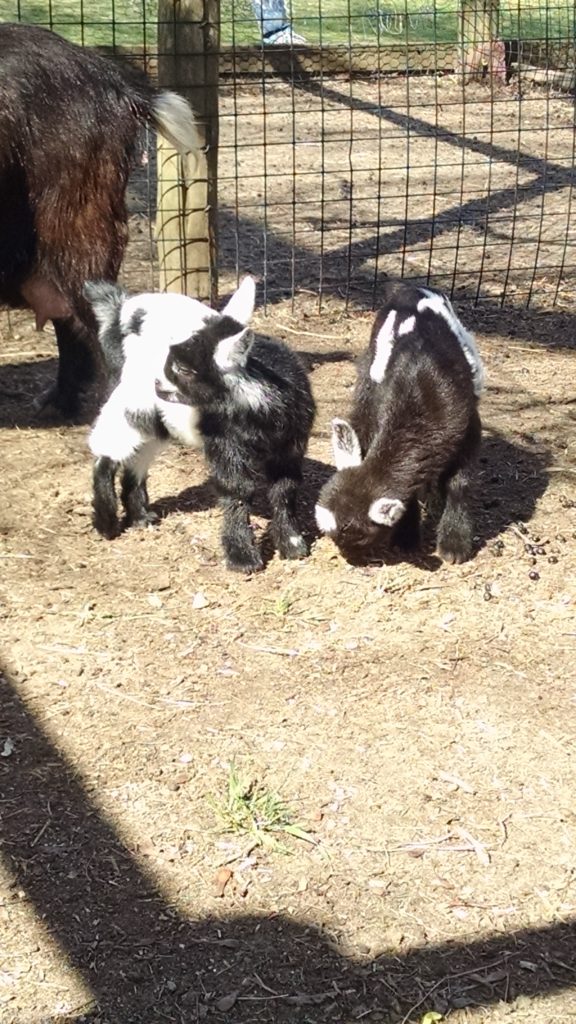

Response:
(41, 316), (98, 419)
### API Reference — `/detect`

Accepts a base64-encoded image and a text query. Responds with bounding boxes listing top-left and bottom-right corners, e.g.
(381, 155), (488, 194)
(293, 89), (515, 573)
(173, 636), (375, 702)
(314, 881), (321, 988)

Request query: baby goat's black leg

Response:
(208, 444), (263, 572)
(267, 455), (308, 560)
(218, 486), (263, 573)
(437, 415), (480, 564)
(93, 456), (119, 538)
(121, 469), (156, 529)
(436, 465), (474, 563)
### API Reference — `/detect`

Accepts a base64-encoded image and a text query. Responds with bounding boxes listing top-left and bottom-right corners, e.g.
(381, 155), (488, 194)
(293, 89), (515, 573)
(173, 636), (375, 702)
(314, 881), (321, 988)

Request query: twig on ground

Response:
(390, 830), (492, 864)
(277, 323), (349, 341)
(400, 958), (509, 1024)
(30, 819), (51, 847)
(216, 841), (260, 868)
(453, 826), (491, 865)
(91, 680), (159, 710)
(437, 770), (476, 794)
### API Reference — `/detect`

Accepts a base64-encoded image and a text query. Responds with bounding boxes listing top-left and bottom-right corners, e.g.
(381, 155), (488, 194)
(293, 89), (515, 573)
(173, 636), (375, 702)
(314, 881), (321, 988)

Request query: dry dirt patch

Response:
(1, 269), (575, 1023)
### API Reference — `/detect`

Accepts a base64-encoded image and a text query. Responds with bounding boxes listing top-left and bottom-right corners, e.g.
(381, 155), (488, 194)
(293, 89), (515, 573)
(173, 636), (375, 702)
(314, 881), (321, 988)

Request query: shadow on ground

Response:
(1, 668), (575, 1024)
(152, 456), (334, 565)
(474, 429), (551, 546)
(0, 353), (102, 429)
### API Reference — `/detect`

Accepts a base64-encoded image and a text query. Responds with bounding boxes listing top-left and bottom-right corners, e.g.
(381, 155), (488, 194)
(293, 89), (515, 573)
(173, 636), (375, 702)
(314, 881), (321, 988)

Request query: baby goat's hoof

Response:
(129, 511), (159, 530)
(93, 512), (120, 540)
(224, 543), (264, 574)
(278, 533), (308, 560)
(437, 540), (472, 564)
(226, 555), (264, 574)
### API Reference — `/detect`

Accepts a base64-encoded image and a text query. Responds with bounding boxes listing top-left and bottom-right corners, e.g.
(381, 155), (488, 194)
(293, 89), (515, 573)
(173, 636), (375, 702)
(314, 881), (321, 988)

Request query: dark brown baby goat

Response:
(315, 280), (484, 563)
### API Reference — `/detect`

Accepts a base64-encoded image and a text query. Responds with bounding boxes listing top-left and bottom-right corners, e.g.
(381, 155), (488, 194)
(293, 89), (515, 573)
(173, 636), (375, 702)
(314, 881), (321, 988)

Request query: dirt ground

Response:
(1, 77), (576, 1024)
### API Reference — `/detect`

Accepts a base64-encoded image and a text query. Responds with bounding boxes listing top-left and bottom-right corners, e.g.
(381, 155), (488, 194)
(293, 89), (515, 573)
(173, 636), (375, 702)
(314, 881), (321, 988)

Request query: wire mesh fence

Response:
(0, 0), (574, 311)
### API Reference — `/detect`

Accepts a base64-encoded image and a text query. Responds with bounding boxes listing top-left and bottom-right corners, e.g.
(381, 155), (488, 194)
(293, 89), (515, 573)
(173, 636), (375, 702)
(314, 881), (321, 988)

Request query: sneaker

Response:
(263, 27), (307, 45)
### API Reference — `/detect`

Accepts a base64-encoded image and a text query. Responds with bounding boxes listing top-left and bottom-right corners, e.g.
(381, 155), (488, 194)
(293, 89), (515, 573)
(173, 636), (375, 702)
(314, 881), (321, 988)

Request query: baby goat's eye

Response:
(173, 361), (196, 379)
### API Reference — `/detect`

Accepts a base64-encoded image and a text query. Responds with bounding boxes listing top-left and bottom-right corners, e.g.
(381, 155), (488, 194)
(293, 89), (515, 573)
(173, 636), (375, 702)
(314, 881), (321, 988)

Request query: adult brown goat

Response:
(0, 22), (200, 417)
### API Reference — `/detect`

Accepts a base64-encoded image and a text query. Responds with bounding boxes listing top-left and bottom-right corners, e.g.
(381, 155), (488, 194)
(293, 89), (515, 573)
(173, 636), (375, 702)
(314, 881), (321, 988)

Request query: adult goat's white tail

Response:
(152, 90), (203, 160)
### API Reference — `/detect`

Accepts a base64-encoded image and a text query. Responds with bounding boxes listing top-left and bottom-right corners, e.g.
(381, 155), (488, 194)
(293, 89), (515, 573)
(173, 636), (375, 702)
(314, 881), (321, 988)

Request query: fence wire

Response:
(1, 0), (575, 310)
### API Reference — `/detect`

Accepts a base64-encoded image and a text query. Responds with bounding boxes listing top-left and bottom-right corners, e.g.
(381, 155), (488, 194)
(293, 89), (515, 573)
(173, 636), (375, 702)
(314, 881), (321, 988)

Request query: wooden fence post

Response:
(459, 0), (504, 84)
(157, 0), (219, 304)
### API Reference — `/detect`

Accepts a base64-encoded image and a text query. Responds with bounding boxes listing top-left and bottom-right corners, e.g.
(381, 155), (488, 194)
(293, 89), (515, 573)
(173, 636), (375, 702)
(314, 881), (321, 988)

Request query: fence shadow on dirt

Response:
(2, 665), (575, 1024)
(267, 54), (575, 303)
(217, 205), (576, 353)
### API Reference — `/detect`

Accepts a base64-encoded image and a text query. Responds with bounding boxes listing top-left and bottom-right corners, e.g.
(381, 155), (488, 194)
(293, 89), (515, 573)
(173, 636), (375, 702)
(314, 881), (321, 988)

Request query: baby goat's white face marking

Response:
(416, 290), (485, 396)
(121, 292), (211, 349)
(368, 497), (406, 526)
(118, 293), (213, 413)
(397, 315), (415, 337)
(332, 418), (362, 470)
(315, 504), (338, 534)
(370, 310), (397, 382)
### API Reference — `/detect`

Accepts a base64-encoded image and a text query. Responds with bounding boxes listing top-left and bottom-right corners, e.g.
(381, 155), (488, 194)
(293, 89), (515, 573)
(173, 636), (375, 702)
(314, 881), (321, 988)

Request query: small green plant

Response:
(273, 591), (294, 617)
(213, 763), (316, 853)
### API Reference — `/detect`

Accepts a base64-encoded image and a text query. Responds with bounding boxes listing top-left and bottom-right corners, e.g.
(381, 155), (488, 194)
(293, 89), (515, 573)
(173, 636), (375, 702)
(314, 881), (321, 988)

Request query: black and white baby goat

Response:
(85, 278), (315, 573)
(315, 280), (484, 563)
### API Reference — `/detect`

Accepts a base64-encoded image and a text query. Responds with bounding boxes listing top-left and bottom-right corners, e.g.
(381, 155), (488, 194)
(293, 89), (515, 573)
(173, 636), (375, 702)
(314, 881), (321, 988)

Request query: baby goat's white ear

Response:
(214, 327), (254, 372)
(315, 504), (337, 534)
(331, 418), (362, 470)
(221, 276), (256, 326)
(368, 497), (406, 526)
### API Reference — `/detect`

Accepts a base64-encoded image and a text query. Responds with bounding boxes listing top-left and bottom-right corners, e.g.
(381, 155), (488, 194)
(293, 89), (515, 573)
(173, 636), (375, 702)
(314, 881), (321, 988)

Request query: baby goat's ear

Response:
(83, 281), (126, 330)
(315, 504), (338, 535)
(368, 497), (406, 526)
(214, 324), (254, 373)
(332, 418), (362, 470)
(221, 276), (256, 326)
